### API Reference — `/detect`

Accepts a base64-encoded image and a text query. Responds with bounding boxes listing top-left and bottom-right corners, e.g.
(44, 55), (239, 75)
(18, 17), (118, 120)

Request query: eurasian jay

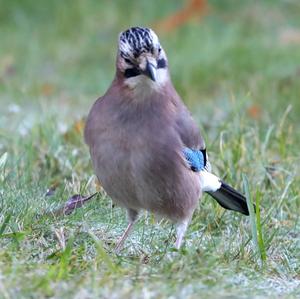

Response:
(84, 27), (250, 252)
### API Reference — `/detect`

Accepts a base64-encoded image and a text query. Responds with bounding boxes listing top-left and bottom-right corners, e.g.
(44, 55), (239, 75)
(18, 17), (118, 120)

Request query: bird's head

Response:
(116, 27), (169, 89)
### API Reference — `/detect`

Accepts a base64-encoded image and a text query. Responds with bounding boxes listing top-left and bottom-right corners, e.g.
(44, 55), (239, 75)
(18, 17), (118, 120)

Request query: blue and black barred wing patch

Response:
(183, 147), (207, 172)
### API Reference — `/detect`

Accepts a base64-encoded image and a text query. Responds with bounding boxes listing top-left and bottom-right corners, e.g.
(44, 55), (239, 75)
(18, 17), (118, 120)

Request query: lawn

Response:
(0, 1), (300, 298)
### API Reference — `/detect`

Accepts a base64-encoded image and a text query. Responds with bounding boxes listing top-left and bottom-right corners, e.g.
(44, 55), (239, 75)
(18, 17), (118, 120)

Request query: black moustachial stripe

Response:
(157, 58), (167, 69)
(124, 58), (167, 78)
(124, 68), (141, 78)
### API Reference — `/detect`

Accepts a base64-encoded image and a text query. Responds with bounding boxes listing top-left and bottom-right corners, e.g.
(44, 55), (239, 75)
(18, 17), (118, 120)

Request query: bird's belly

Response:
(91, 130), (201, 221)
(91, 140), (141, 210)
(137, 168), (201, 221)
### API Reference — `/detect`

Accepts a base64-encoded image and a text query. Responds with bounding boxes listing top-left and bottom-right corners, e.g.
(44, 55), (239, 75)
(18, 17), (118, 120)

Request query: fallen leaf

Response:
(48, 193), (98, 216)
(74, 118), (85, 134)
(63, 117), (86, 143)
(247, 104), (262, 120)
(154, 0), (208, 33)
(41, 83), (55, 96)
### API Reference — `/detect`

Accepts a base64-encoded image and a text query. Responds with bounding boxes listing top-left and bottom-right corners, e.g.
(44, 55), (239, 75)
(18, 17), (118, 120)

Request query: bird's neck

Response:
(108, 74), (178, 125)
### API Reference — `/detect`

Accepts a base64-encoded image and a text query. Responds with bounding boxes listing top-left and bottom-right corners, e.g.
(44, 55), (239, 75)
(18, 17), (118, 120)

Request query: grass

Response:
(0, 0), (300, 298)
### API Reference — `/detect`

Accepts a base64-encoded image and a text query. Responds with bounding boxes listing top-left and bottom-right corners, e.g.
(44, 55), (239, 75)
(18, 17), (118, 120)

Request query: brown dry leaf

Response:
(63, 117), (86, 142)
(41, 83), (55, 96)
(153, 0), (208, 33)
(279, 28), (300, 45)
(74, 118), (85, 134)
(48, 193), (98, 217)
(247, 104), (262, 120)
(62, 193), (98, 215)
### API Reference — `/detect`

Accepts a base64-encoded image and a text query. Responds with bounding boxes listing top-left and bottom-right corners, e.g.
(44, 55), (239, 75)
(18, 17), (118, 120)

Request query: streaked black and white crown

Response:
(119, 27), (159, 60)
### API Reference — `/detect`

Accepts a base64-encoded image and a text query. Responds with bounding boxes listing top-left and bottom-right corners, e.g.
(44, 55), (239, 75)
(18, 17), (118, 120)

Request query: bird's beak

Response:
(143, 60), (157, 82)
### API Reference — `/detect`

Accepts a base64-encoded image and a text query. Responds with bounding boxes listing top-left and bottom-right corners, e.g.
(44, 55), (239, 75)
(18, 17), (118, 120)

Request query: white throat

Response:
(124, 68), (168, 99)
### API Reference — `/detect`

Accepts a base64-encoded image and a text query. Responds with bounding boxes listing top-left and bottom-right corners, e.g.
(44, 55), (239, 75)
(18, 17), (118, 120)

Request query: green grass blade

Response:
(57, 235), (75, 280)
(242, 174), (259, 261)
(0, 213), (11, 237)
(89, 231), (119, 273)
(256, 190), (267, 263)
(0, 152), (8, 170)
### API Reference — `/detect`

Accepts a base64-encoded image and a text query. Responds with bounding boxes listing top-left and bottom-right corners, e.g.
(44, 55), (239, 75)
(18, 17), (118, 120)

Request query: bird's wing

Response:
(183, 147), (207, 171)
(175, 104), (205, 150)
(173, 98), (210, 170)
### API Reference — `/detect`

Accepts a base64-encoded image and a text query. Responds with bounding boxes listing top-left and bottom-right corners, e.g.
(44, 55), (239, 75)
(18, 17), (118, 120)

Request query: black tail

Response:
(207, 182), (254, 216)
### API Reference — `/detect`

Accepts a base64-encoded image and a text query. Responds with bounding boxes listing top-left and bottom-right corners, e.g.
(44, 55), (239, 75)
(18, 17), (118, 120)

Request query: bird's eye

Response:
(124, 58), (133, 65)
(158, 47), (162, 54)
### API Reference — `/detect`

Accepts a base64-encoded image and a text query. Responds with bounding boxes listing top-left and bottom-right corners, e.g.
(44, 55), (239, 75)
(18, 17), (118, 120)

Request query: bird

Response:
(84, 26), (252, 252)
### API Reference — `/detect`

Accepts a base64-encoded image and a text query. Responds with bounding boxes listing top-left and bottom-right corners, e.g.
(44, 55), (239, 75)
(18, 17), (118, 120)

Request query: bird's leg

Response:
(175, 219), (189, 249)
(114, 209), (138, 253)
(114, 221), (135, 253)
